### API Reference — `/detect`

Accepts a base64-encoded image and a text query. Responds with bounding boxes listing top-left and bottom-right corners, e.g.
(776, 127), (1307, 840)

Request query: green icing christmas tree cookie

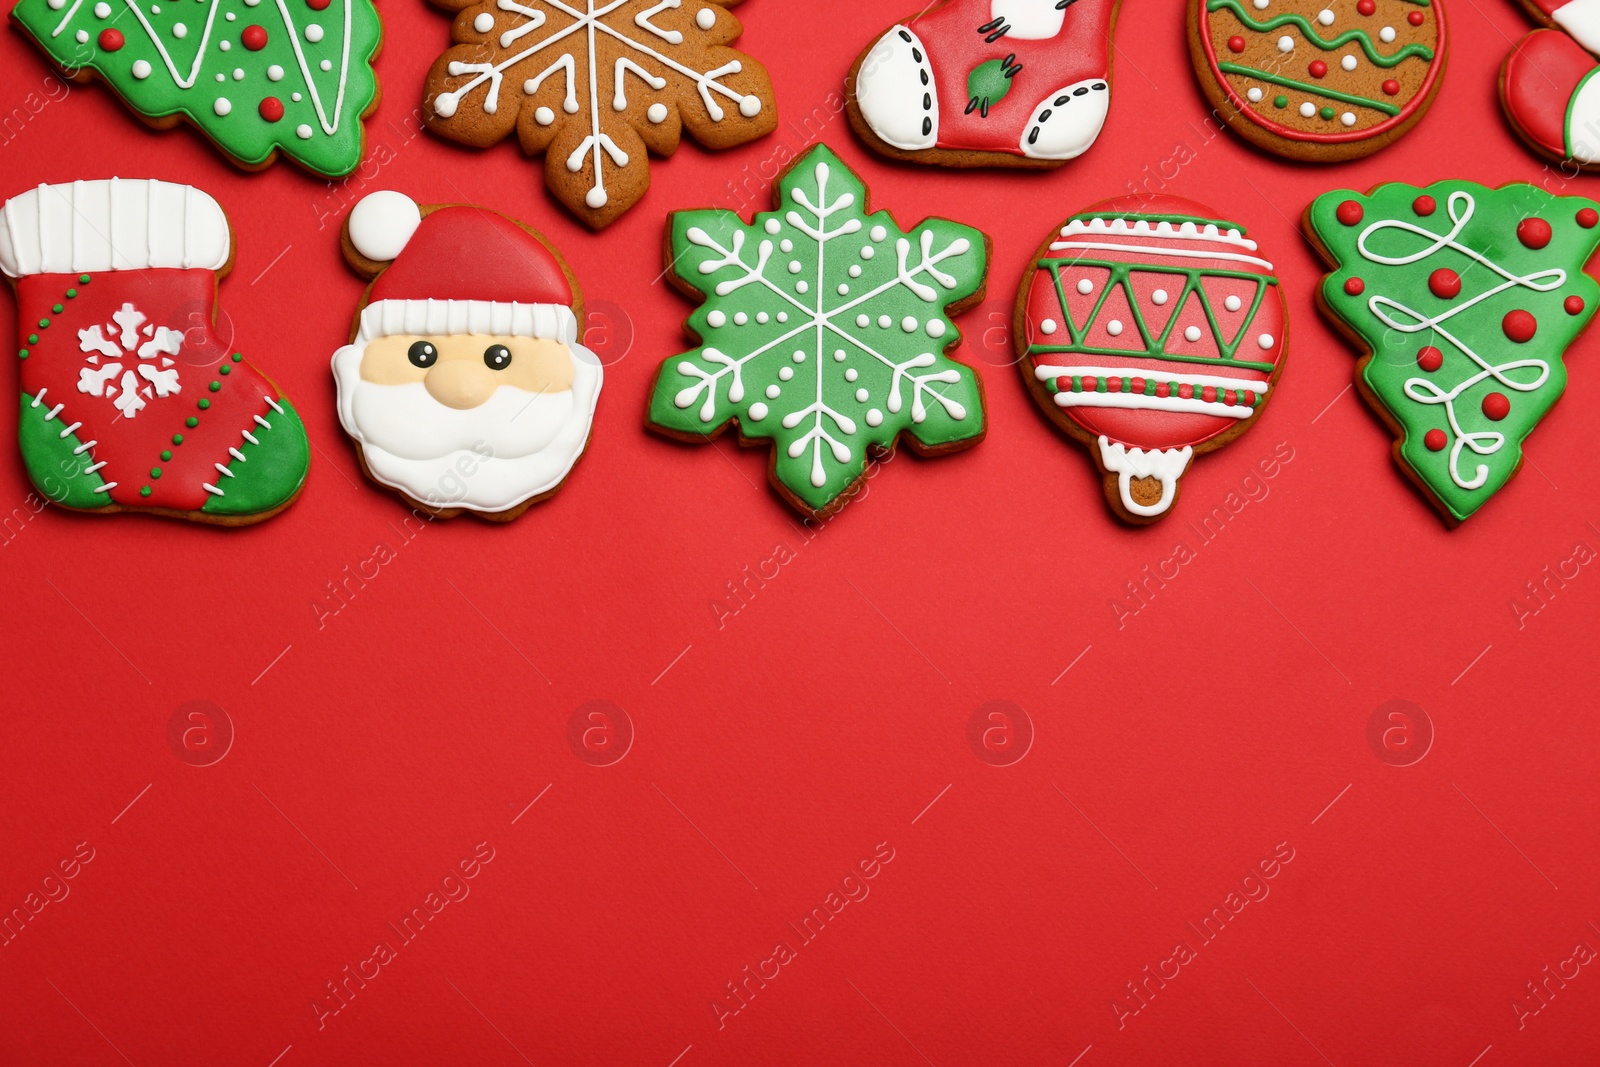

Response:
(11, 0), (381, 177)
(647, 144), (990, 517)
(1306, 180), (1600, 524)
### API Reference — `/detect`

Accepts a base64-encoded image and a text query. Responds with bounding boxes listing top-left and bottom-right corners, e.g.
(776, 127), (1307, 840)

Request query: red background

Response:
(3, 0), (1599, 1064)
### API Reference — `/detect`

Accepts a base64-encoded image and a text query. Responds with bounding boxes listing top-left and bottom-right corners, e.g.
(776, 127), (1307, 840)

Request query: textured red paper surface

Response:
(3, 1), (1599, 1064)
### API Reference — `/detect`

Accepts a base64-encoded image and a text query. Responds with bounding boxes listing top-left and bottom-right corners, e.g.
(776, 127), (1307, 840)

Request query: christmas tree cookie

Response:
(647, 144), (989, 517)
(10, 0), (382, 178)
(1305, 181), (1600, 524)
(1, 179), (310, 524)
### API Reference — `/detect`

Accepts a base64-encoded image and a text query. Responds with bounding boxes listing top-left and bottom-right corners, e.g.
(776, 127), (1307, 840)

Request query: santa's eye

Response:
(484, 344), (513, 370)
(408, 341), (438, 368)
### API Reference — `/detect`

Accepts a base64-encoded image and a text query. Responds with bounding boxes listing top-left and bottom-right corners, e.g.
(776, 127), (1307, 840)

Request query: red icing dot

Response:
(1055, 376), (1070, 391)
(1417, 346), (1443, 372)
(1579, 207), (1599, 228)
(1082, 376), (1097, 391)
(97, 27), (123, 50)
(1178, 383), (1194, 399)
(1428, 268), (1461, 299)
(1382, 79), (1401, 96)
(259, 96), (284, 121)
(1309, 60), (1328, 78)
(1228, 35), (1246, 52)
(306, 0), (331, 8)
(1413, 195), (1436, 216)
(1566, 295), (1586, 315)
(1482, 393), (1511, 421)
(1408, 9), (1425, 24)
(1336, 200), (1364, 226)
(1357, 0), (1376, 12)
(1131, 377), (1146, 393)
(1155, 382), (1171, 398)
(1424, 428), (1448, 451)
(1344, 277), (1365, 295)
(1201, 385), (1218, 403)
(1517, 217), (1553, 249)
(1108, 376), (1123, 392)
(241, 24), (268, 49)
(1503, 309), (1537, 342)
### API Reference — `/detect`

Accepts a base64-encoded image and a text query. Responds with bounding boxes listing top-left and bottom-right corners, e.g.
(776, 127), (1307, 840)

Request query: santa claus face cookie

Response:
(333, 192), (602, 520)
(1189, 0), (1448, 161)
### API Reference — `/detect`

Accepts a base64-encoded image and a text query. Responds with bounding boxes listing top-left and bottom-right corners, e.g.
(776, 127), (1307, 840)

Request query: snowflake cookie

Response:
(424, 0), (777, 229)
(11, 0), (382, 178)
(647, 144), (990, 517)
(1306, 180), (1600, 524)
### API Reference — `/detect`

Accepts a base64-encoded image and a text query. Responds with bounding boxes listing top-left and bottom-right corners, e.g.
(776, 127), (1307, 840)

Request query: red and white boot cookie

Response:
(848, 0), (1122, 166)
(1502, 9), (1600, 167)
(1522, 0), (1600, 51)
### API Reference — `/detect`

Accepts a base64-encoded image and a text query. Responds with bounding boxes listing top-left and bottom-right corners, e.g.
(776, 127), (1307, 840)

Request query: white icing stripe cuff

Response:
(1047, 239), (1275, 271)
(358, 299), (579, 343)
(0, 179), (231, 278)
(1033, 363), (1270, 395)
(1054, 391), (1256, 419)
(1555, 0), (1600, 56)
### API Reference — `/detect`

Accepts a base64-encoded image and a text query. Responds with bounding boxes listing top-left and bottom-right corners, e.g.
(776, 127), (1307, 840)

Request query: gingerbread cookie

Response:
(333, 192), (602, 521)
(1501, 1), (1600, 170)
(0, 179), (310, 524)
(1306, 181), (1600, 525)
(423, 0), (776, 230)
(847, 0), (1122, 168)
(1015, 195), (1287, 523)
(10, 0), (382, 178)
(1189, 0), (1447, 162)
(647, 144), (989, 518)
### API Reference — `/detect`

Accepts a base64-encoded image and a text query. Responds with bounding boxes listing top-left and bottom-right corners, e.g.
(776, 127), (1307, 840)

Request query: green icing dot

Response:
(1274, 95), (1288, 108)
(198, 399), (210, 410)
(172, 433), (185, 445)
(27, 334), (38, 344)
(51, 304), (63, 314)
(231, 352), (243, 362)
(79, 274), (90, 284)
(1320, 106), (1335, 120)
(209, 381), (221, 392)
(186, 417), (199, 428)
(38, 318), (49, 329)
(219, 364), (231, 375)
(18, 349), (28, 360)
(140, 486), (152, 497)
(150, 467), (162, 479)
(65, 288), (76, 299)
(160, 450), (172, 461)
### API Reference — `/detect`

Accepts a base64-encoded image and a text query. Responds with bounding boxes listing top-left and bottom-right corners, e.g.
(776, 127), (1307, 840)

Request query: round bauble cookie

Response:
(1015, 195), (1287, 523)
(1188, 0), (1448, 162)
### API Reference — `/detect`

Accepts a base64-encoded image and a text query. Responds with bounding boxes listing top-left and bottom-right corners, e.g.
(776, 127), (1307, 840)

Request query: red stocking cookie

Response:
(847, 0), (1123, 167)
(1502, 27), (1600, 169)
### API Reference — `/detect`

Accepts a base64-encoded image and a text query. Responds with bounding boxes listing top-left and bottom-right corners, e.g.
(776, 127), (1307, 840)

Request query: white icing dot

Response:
(1152, 289), (1168, 305)
(1258, 333), (1275, 349)
(1277, 34), (1293, 52)
(305, 23), (323, 41)
(647, 102), (668, 123)
(1380, 25), (1396, 42)
(1300, 101), (1316, 118)
(696, 7), (715, 29)
(473, 11), (494, 31)
(173, 21), (187, 36)
(856, 314), (871, 328)
(1316, 8), (1334, 24)
(795, 281), (808, 294)
(92, 1), (109, 15)
(780, 239), (793, 253)
(535, 105), (555, 125)
(765, 384), (780, 398)
(734, 312), (748, 325)
(1076, 278), (1094, 295)
(267, 64), (284, 81)
(233, 67), (244, 80)
(1252, 0), (1268, 7)
(748, 402), (768, 420)
(877, 315), (892, 328)
(739, 96), (761, 118)
(47, 0), (65, 9)
(848, 264), (862, 278)
(777, 312), (787, 323)
(1107, 320), (1124, 337)
(132, 59), (152, 78)
(1225, 295), (1242, 312)
(1247, 87), (1263, 102)
(855, 388), (870, 403)
(833, 350), (846, 362)
(213, 97), (231, 115)
(296, 123), (312, 139)
(1040, 318), (1058, 336)
(792, 349), (805, 362)
(1341, 111), (1357, 126)
(220, 39), (231, 50)
(1184, 326), (1203, 342)
(707, 310), (726, 327)
(320, 59), (331, 71)
(926, 320), (946, 339)
(837, 284), (849, 295)
(859, 246), (874, 259)
(75, 28), (87, 41)
(225, 10), (234, 18)
(866, 408), (883, 427)
(291, 92), (302, 102)
(756, 312), (769, 324)
(870, 225), (887, 242)
(845, 368), (858, 381)
(215, 73), (225, 82)
(787, 261), (801, 274)
(764, 219), (781, 234)
(901, 316), (917, 333)
(778, 367), (794, 380)
(1341, 54), (1357, 71)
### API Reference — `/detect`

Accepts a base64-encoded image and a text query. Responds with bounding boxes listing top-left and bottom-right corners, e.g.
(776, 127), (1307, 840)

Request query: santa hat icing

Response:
(0, 178), (231, 278)
(349, 191), (578, 345)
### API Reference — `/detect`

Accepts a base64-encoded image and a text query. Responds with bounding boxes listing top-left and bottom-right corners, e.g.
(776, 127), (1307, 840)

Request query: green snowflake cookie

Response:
(648, 144), (989, 516)
(12, 0), (381, 177)
(1307, 181), (1600, 524)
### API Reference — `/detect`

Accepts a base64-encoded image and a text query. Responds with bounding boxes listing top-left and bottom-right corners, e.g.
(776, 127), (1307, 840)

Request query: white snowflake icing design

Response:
(76, 302), (184, 418)
(430, 0), (768, 214)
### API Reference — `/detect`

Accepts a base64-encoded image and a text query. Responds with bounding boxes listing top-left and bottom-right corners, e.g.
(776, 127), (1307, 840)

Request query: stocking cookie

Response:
(1015, 195), (1287, 523)
(847, 0), (1122, 167)
(647, 145), (989, 518)
(423, 0), (776, 229)
(10, 0), (382, 178)
(1501, 2), (1600, 172)
(0, 179), (309, 524)
(1189, 0), (1447, 162)
(333, 192), (603, 520)
(1305, 181), (1600, 524)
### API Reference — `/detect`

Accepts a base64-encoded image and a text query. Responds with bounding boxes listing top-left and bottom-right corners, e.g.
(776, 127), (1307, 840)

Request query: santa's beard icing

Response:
(331, 341), (602, 512)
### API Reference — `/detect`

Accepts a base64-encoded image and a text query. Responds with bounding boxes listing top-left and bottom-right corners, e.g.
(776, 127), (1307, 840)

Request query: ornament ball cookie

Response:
(333, 192), (603, 521)
(1015, 195), (1287, 523)
(1188, 0), (1447, 162)
(0, 179), (310, 524)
